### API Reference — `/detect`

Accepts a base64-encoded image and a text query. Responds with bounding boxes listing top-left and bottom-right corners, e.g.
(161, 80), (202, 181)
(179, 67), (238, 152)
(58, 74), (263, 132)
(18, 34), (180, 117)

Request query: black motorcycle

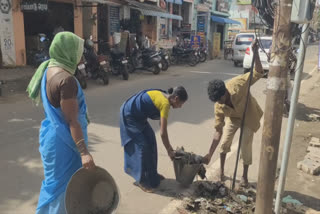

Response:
(159, 48), (170, 71)
(109, 48), (129, 80)
(75, 62), (87, 89)
(27, 34), (50, 66)
(130, 47), (162, 75)
(75, 39), (109, 88)
(170, 46), (198, 66)
(199, 46), (207, 62)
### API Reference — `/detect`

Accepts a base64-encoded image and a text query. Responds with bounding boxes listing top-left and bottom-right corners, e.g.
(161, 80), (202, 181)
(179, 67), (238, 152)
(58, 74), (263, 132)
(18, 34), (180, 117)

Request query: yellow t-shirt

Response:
(147, 90), (170, 119)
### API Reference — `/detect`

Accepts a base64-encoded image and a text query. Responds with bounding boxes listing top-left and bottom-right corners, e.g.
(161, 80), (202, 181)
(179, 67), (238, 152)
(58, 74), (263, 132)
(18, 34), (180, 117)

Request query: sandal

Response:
(133, 182), (154, 193)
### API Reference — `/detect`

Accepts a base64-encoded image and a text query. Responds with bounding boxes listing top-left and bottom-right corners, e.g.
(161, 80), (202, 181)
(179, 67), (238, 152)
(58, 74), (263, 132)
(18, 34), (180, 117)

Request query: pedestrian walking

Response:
(203, 41), (264, 187)
(120, 87), (188, 192)
(26, 32), (95, 214)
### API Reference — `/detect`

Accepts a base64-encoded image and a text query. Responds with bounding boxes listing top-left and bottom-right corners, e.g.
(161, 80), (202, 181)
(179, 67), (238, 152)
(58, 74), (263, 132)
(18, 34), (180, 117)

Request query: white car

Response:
(232, 33), (256, 67)
(243, 36), (272, 73)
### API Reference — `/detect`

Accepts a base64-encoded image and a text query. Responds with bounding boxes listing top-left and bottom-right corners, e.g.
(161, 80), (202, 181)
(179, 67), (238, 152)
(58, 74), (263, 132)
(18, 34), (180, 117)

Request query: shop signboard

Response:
(0, 0), (16, 66)
(197, 15), (206, 32)
(213, 32), (221, 58)
(110, 6), (120, 34)
(190, 35), (201, 48)
(20, 0), (48, 12)
(236, 0), (251, 5)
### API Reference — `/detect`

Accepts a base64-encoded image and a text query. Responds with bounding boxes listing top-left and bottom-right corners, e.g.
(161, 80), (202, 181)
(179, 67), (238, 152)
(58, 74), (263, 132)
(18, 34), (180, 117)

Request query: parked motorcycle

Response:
(130, 37), (162, 75)
(27, 33), (50, 66)
(159, 48), (170, 71)
(75, 61), (87, 89)
(75, 38), (109, 88)
(199, 46), (207, 62)
(170, 46), (198, 66)
(109, 47), (129, 80)
(170, 37), (198, 66)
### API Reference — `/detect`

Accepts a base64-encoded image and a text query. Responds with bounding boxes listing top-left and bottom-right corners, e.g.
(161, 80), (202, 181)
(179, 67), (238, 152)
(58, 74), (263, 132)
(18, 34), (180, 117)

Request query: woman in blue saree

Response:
(120, 86), (188, 192)
(26, 32), (96, 214)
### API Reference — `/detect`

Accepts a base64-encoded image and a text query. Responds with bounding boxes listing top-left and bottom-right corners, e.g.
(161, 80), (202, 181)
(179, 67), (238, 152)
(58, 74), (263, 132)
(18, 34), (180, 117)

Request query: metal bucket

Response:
(65, 166), (119, 214)
(173, 158), (202, 187)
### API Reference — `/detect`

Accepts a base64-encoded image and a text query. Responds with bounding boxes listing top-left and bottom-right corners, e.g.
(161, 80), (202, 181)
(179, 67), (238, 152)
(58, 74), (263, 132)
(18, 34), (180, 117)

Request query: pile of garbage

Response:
(177, 181), (312, 214)
(178, 181), (256, 214)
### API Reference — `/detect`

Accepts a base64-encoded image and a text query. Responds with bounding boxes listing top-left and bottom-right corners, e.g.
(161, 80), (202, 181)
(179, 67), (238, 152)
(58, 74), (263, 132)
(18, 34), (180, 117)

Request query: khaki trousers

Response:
(219, 119), (254, 165)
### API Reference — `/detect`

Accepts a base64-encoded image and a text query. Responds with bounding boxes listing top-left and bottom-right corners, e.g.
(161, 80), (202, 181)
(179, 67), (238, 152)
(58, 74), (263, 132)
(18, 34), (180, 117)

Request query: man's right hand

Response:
(81, 152), (96, 169)
(203, 153), (212, 165)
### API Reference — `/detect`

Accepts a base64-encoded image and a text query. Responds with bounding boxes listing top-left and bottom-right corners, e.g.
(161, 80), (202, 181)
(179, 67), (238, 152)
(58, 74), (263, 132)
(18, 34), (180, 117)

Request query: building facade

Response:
(0, 0), (84, 66)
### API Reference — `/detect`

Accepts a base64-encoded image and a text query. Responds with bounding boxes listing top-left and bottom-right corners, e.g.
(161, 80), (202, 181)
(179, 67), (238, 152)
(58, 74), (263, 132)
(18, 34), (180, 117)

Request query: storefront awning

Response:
(211, 15), (241, 25)
(81, 0), (122, 6)
(139, 9), (182, 20)
(126, 0), (183, 20)
(165, 0), (182, 5)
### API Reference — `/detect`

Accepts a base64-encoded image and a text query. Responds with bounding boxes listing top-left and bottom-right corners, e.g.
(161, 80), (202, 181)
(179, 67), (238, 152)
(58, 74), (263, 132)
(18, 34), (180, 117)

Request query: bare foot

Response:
(240, 177), (249, 188)
(216, 171), (227, 182)
(133, 182), (154, 193)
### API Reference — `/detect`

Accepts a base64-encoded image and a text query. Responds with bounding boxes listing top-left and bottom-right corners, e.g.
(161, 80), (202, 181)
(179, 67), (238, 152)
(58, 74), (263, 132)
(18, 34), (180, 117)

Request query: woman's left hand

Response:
(81, 152), (96, 169)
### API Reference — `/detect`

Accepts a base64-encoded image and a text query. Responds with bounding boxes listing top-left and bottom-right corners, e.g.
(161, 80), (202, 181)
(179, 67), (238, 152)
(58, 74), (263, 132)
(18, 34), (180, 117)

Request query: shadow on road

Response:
(283, 191), (320, 211)
(295, 102), (320, 121)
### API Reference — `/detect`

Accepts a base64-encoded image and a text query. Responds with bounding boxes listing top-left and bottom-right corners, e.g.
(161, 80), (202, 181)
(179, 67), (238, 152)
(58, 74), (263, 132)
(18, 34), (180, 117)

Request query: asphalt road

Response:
(0, 59), (244, 214)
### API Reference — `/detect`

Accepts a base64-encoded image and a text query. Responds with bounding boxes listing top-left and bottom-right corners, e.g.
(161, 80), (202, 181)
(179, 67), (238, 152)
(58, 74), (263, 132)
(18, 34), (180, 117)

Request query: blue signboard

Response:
(190, 35), (201, 48)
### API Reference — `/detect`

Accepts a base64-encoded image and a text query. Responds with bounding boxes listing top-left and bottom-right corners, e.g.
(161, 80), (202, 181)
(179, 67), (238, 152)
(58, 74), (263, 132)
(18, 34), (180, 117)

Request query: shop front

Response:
(125, 0), (182, 47)
(10, 0), (83, 66)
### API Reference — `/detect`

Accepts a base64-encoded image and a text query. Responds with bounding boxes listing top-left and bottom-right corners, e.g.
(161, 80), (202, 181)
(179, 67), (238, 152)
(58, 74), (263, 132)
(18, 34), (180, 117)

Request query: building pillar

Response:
(12, 0), (25, 66)
(168, 3), (173, 38)
(91, 4), (98, 50)
(74, 0), (83, 38)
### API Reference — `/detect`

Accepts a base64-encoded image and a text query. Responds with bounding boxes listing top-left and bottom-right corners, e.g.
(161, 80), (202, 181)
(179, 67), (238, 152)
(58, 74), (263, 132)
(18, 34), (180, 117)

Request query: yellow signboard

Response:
(213, 32), (221, 58)
(237, 0), (251, 5)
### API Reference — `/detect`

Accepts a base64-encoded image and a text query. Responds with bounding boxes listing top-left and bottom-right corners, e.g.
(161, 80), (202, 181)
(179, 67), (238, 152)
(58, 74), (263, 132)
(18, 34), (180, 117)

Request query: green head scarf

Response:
(26, 32), (84, 104)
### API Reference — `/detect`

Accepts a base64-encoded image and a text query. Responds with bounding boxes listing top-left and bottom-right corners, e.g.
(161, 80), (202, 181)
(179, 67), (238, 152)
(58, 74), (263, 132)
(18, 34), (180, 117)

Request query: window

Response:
(235, 34), (254, 45)
(259, 39), (272, 49)
(160, 18), (168, 39)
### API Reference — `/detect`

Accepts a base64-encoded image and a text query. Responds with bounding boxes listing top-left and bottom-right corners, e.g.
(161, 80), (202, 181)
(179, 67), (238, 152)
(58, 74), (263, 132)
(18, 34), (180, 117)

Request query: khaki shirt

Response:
(214, 69), (264, 132)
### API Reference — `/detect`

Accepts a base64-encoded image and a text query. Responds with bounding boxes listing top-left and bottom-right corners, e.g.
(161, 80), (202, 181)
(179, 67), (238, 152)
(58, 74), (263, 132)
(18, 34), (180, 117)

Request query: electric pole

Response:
(255, 1), (293, 214)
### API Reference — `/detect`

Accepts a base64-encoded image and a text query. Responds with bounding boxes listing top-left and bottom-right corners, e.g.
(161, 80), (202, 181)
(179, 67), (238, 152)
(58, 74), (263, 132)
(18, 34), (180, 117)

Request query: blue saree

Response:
(36, 69), (88, 213)
(120, 89), (165, 188)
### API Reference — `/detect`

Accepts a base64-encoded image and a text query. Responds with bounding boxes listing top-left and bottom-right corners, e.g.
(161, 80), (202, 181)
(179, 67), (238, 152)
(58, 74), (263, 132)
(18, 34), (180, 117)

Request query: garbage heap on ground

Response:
(177, 181), (310, 214)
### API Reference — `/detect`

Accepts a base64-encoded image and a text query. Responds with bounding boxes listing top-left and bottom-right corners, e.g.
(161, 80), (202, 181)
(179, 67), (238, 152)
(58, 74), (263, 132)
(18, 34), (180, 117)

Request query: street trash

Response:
(237, 195), (248, 203)
(181, 181), (256, 214)
(173, 147), (206, 186)
(282, 195), (303, 206)
(307, 114), (320, 121)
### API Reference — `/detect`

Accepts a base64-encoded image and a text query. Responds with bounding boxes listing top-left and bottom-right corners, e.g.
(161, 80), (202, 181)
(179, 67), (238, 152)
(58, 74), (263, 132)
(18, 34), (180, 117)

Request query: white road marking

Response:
(190, 71), (211, 74)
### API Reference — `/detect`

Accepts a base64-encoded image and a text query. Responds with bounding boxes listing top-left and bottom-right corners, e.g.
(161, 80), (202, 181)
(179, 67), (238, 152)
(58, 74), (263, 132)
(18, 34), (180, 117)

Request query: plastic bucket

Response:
(173, 158), (201, 186)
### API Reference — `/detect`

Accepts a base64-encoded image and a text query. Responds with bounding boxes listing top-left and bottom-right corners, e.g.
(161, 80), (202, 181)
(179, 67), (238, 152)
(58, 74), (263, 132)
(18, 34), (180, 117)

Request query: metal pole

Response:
(274, 23), (309, 214)
(255, 1), (293, 213)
